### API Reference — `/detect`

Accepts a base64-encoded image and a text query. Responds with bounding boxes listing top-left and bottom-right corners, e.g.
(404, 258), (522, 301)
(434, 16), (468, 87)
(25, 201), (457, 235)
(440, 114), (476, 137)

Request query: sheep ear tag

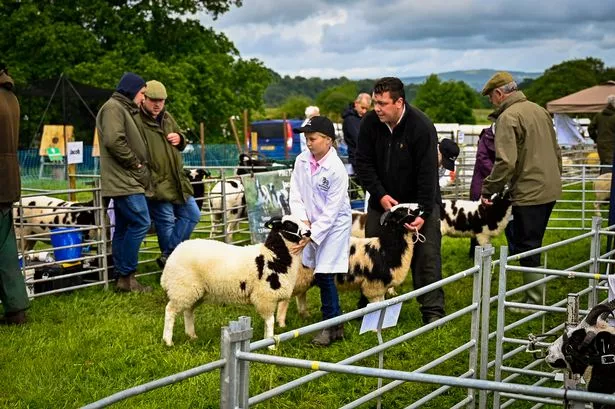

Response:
(264, 216), (283, 229)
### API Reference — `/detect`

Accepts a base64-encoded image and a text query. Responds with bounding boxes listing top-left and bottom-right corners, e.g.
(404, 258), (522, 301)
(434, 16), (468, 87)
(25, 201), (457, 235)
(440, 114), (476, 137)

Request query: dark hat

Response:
(116, 72), (146, 100)
(481, 71), (514, 96)
(439, 138), (460, 171)
(293, 116), (336, 140)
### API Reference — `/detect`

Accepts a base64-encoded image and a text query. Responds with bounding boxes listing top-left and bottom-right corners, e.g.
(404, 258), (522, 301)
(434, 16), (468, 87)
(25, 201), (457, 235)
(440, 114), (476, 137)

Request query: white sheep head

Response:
(264, 215), (311, 243)
(545, 301), (615, 374)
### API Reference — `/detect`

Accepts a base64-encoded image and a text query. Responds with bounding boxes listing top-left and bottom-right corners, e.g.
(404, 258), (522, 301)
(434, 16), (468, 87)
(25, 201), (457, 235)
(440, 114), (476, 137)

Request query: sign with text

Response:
(67, 141), (83, 164)
(242, 169), (292, 244)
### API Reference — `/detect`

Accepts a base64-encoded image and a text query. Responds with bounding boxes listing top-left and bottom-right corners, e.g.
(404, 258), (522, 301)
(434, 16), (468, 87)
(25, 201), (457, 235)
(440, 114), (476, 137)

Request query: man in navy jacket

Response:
(355, 77), (444, 324)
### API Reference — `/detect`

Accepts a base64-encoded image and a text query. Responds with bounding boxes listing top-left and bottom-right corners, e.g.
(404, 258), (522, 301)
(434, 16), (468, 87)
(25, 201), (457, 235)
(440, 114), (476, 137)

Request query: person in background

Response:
(139, 80), (201, 268)
(588, 95), (615, 174)
(0, 62), (30, 325)
(342, 93), (372, 174)
(480, 71), (562, 308)
(299, 106), (320, 152)
(437, 138), (459, 189)
(96, 72), (152, 293)
(355, 77), (445, 325)
(289, 116), (351, 346)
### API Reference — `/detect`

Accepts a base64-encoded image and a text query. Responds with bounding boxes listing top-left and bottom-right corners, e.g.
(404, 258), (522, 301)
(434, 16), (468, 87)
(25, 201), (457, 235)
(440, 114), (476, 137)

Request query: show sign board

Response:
(241, 169), (292, 244)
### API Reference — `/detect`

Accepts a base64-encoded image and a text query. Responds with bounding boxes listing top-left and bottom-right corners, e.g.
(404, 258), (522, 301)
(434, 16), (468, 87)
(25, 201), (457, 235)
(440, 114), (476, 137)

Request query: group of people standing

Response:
(290, 72), (562, 345)
(96, 72), (201, 293)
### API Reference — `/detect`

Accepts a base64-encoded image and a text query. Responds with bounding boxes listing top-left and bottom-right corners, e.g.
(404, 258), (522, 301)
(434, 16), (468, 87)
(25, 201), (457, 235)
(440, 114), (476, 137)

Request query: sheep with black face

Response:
(545, 301), (615, 408)
(276, 203), (420, 328)
(161, 215), (311, 347)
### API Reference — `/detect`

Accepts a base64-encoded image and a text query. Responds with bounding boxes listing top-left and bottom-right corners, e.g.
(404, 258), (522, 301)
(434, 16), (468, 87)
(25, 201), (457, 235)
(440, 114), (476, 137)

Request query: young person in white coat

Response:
(289, 116), (352, 346)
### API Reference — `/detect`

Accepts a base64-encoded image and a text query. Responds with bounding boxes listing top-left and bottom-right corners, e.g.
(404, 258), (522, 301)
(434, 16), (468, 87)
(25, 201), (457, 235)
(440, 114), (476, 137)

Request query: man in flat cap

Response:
(480, 71), (562, 310)
(139, 80), (200, 268)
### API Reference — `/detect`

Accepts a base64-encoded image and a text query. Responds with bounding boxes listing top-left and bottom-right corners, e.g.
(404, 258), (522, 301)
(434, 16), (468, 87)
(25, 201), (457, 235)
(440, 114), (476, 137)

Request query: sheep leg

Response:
(264, 315), (277, 351)
(476, 234), (491, 247)
(276, 300), (289, 328)
(296, 293), (310, 318)
(163, 302), (179, 346)
(386, 287), (398, 297)
(184, 309), (198, 340)
(594, 201), (601, 217)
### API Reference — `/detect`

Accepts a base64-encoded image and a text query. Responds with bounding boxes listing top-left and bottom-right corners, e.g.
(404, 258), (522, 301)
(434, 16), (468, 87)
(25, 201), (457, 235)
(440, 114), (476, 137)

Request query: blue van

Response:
(247, 119), (304, 160)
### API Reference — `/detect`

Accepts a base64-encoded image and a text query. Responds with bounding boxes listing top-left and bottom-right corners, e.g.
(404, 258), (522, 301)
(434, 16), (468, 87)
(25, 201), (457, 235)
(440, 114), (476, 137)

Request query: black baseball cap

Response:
(293, 116), (336, 140)
(439, 138), (460, 171)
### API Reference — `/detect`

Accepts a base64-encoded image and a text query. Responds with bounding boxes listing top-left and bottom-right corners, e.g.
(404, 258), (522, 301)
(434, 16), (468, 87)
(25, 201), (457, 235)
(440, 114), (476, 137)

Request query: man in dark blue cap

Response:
(96, 72), (153, 293)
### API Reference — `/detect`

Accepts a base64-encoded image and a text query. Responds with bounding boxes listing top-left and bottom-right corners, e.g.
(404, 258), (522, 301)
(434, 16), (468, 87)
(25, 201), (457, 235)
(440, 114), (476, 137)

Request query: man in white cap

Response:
(139, 80), (201, 268)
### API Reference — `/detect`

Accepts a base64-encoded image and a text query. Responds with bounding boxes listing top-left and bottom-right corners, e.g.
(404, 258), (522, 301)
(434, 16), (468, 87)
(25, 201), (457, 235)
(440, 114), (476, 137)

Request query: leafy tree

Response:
(413, 74), (476, 124)
(279, 95), (314, 119)
(0, 0), (268, 145)
(523, 58), (613, 108)
(315, 82), (358, 122)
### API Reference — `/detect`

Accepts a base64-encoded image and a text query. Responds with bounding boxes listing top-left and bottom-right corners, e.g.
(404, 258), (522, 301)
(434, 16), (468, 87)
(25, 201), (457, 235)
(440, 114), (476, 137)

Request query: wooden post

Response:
(200, 121), (206, 167)
(65, 124), (77, 201)
(243, 109), (249, 152)
(229, 116), (242, 153)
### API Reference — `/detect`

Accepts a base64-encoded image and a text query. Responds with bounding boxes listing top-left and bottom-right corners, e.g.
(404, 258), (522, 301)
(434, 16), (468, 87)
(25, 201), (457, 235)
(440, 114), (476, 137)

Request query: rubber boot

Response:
(129, 274), (152, 293)
(522, 271), (544, 305)
(1, 310), (27, 325)
(115, 275), (132, 292)
(312, 328), (336, 346)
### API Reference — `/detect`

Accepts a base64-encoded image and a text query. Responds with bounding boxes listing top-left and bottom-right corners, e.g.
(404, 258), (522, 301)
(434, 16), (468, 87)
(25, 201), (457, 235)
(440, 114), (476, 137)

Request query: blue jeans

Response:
(314, 273), (341, 320)
(147, 197), (201, 257)
(112, 194), (151, 276)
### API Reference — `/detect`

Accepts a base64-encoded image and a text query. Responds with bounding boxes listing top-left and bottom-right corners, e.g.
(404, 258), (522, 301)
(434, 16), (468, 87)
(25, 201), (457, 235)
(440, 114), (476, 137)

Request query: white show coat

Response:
(290, 148), (351, 274)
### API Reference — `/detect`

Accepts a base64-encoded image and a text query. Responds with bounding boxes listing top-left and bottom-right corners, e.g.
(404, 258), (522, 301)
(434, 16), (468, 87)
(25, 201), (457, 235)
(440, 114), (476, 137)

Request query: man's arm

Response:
(355, 115), (387, 202)
(98, 106), (140, 169)
(482, 115), (518, 197)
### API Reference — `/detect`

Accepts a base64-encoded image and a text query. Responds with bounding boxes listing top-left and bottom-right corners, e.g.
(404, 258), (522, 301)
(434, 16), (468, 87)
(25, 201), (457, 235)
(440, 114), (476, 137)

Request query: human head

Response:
(438, 138), (460, 171)
(481, 71), (517, 106)
(607, 95), (615, 108)
(116, 72), (146, 105)
(142, 80), (167, 118)
(372, 77), (405, 126)
(354, 93), (372, 117)
(293, 116), (336, 159)
(304, 106), (320, 119)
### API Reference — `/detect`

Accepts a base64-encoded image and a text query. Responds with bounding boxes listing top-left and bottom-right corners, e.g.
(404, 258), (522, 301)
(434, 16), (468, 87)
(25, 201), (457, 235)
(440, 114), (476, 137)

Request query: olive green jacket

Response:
(482, 91), (562, 206)
(96, 92), (153, 198)
(0, 71), (21, 205)
(588, 104), (615, 166)
(140, 108), (193, 203)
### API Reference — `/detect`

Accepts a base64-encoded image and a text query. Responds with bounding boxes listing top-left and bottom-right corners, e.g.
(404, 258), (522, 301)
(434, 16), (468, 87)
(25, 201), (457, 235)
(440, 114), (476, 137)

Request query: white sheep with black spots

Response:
(439, 190), (512, 246)
(276, 204), (420, 328)
(161, 215), (311, 348)
(13, 196), (96, 251)
(208, 178), (246, 241)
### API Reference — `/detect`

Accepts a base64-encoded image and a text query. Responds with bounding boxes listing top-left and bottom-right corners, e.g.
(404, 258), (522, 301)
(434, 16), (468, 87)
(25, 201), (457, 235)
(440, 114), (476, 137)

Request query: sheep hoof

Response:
(163, 338), (174, 347)
(299, 311), (310, 319)
(278, 322), (286, 328)
(268, 344), (277, 351)
(187, 334), (198, 340)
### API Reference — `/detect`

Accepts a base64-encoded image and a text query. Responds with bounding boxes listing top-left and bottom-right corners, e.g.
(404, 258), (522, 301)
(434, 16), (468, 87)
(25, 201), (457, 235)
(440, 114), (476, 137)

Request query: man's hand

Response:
(379, 195), (398, 211)
(404, 216), (424, 232)
(481, 196), (493, 206)
(167, 132), (181, 146)
(290, 237), (310, 255)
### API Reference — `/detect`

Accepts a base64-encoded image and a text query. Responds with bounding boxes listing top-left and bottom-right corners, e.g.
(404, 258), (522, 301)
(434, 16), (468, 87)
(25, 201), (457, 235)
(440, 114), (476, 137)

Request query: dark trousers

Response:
(511, 202), (555, 304)
(314, 273), (341, 320)
(366, 205), (445, 323)
(0, 207), (30, 314)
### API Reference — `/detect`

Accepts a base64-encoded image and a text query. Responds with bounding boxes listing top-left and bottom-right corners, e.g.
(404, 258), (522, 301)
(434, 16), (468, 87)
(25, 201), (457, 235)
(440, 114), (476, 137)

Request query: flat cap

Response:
(144, 80), (167, 99)
(481, 71), (514, 96)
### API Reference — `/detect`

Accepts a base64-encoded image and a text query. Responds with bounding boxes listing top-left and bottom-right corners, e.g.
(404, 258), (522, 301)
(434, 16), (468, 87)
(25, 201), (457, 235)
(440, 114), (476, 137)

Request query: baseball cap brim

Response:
(442, 157), (455, 171)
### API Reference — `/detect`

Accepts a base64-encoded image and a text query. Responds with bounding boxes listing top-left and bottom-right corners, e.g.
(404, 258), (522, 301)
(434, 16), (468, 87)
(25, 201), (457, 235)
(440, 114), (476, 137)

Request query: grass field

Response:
(1, 180), (609, 408)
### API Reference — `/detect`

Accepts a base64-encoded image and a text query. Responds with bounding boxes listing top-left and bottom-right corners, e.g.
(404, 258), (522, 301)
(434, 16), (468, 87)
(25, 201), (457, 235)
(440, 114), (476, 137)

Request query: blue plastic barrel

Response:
(50, 227), (83, 261)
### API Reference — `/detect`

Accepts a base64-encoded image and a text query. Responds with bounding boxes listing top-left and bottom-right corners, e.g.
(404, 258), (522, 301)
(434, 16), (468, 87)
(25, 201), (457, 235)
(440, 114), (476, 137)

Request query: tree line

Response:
(2, 1), (614, 146)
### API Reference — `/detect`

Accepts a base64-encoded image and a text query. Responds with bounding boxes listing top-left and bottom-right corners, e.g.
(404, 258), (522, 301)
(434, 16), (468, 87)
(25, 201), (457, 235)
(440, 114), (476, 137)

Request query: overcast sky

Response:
(197, 0), (615, 79)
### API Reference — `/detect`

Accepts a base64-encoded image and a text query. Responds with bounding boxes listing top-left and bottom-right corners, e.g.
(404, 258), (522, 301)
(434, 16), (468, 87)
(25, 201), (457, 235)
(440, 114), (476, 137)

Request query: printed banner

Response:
(241, 169), (292, 244)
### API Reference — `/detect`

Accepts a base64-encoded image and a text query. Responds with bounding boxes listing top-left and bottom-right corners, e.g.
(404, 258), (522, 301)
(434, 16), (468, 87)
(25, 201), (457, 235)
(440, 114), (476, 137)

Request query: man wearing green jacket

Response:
(588, 95), (615, 174)
(480, 72), (562, 307)
(97, 72), (152, 293)
(140, 80), (200, 268)
(0, 63), (30, 324)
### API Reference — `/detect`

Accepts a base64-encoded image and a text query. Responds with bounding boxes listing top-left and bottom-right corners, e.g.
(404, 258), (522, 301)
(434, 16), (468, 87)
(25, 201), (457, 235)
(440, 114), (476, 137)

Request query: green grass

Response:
(1, 184), (608, 408)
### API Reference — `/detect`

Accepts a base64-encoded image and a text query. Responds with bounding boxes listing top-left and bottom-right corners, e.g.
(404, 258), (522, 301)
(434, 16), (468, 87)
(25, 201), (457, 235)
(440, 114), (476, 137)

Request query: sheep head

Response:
(380, 203), (423, 227)
(545, 301), (615, 373)
(264, 215), (311, 243)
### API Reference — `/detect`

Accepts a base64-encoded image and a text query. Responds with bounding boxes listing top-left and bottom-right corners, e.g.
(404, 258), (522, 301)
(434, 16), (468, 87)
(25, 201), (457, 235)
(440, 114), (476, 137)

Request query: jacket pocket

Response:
(130, 165), (152, 189)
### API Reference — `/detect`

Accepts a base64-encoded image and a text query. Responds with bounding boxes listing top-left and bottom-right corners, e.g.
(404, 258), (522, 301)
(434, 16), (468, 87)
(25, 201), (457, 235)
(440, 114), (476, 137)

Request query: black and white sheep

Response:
(439, 191), (512, 246)
(276, 204), (420, 328)
(185, 168), (211, 211)
(545, 301), (615, 408)
(350, 210), (367, 238)
(161, 215), (311, 347)
(13, 196), (96, 251)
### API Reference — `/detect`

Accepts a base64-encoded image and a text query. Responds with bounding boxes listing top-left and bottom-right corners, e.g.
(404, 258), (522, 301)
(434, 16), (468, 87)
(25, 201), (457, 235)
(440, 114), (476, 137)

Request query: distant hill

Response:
(401, 69), (542, 91)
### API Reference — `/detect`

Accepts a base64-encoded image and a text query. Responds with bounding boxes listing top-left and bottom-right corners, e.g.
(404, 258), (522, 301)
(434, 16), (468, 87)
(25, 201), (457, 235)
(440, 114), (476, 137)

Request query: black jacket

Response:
(355, 103), (438, 216)
(342, 104), (361, 168)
